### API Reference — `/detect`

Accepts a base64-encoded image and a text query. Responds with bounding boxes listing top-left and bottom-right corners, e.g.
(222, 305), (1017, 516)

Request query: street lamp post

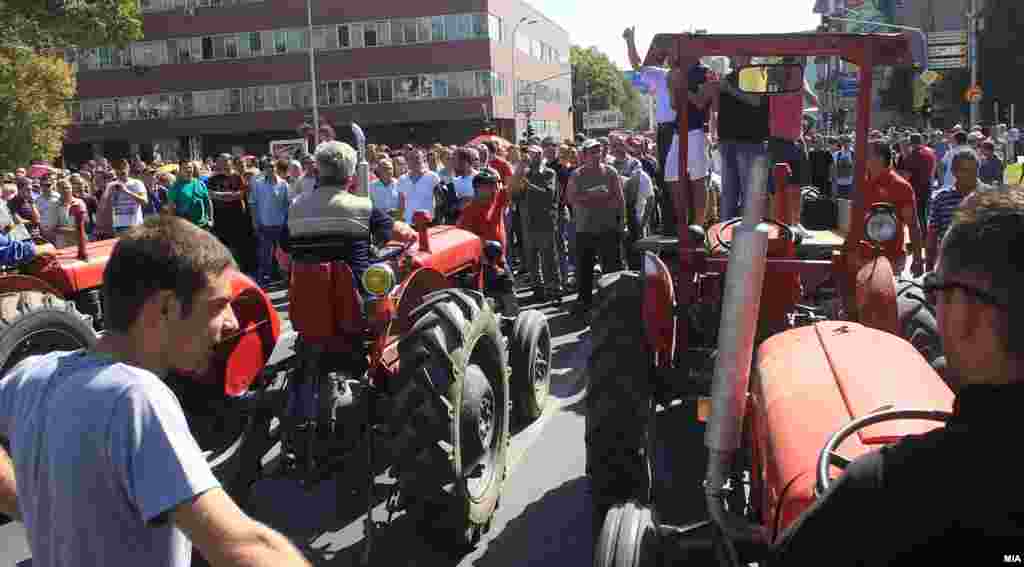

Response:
(306, 0), (319, 149)
(512, 16), (538, 142)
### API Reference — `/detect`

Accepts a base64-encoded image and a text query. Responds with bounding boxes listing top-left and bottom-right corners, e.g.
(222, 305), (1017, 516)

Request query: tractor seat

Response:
(633, 226), (707, 256)
(288, 259), (368, 350)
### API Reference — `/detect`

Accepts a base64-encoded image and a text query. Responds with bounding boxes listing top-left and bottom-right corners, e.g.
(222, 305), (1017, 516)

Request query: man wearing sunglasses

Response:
(774, 186), (1024, 563)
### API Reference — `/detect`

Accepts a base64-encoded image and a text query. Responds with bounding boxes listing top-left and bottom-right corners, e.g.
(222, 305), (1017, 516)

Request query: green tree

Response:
(0, 0), (143, 50)
(571, 45), (646, 131)
(0, 48), (76, 170)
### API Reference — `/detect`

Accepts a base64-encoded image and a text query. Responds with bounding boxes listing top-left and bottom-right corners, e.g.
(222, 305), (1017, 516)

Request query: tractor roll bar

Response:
(705, 155), (774, 562)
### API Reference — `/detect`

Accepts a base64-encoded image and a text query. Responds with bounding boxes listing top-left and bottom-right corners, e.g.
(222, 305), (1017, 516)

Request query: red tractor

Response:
(586, 31), (949, 559)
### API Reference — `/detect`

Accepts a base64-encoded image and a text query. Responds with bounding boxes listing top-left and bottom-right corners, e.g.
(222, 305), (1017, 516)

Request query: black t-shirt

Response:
(809, 149), (834, 183)
(717, 71), (770, 143)
(774, 383), (1024, 565)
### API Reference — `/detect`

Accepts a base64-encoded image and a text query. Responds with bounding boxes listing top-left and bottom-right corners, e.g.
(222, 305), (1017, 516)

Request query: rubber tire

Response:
(0, 291), (96, 377)
(586, 271), (654, 537)
(394, 288), (510, 550)
(509, 309), (551, 424)
(896, 277), (943, 367)
(595, 501), (659, 567)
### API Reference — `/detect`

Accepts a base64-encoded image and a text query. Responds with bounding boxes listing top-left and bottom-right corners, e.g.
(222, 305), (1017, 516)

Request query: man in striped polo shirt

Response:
(926, 148), (991, 272)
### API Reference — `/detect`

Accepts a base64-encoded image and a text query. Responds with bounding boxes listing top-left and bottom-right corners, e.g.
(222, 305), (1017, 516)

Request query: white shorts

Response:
(665, 129), (710, 182)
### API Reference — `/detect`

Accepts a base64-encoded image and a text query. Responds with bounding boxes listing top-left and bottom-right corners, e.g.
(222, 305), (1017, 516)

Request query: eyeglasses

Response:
(922, 271), (1005, 307)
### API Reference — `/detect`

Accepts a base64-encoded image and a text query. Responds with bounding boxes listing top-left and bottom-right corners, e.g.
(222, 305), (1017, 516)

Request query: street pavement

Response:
(0, 285), (608, 567)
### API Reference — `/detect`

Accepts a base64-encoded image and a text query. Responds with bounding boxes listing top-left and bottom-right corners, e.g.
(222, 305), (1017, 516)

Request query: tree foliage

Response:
(571, 45), (647, 131)
(0, 0), (143, 50)
(0, 48), (76, 170)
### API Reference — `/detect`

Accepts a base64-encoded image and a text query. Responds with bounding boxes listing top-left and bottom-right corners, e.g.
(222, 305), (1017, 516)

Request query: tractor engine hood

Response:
(750, 321), (953, 539)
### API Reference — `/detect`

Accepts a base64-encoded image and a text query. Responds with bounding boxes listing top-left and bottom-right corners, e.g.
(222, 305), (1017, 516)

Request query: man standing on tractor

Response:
(282, 141), (417, 295)
(0, 216), (311, 567)
(774, 186), (1024, 563)
(844, 141), (924, 277)
(566, 138), (627, 316)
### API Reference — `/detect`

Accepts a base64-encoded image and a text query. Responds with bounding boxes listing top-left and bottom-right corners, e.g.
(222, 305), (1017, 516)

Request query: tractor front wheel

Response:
(0, 291), (96, 377)
(595, 500), (660, 567)
(896, 276), (942, 370)
(394, 289), (510, 550)
(586, 271), (655, 537)
(509, 309), (551, 424)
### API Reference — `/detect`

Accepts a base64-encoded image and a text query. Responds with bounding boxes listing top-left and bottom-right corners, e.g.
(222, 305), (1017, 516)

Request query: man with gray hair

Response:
(281, 141), (416, 293)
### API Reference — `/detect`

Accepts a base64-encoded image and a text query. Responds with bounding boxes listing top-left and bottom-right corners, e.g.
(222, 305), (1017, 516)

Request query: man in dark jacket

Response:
(513, 145), (563, 303)
(774, 186), (1024, 564)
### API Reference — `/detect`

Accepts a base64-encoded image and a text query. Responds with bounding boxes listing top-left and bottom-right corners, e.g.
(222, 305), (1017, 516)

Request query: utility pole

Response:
(968, 0), (979, 126)
(306, 0), (319, 149)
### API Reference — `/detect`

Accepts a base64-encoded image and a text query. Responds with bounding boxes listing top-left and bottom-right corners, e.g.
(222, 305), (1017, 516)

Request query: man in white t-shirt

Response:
(451, 147), (480, 208)
(368, 158), (401, 217)
(34, 175), (61, 242)
(108, 159), (148, 235)
(397, 148), (440, 224)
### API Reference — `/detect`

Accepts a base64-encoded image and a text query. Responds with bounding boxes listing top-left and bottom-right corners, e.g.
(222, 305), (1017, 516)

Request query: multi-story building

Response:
(61, 0), (572, 164)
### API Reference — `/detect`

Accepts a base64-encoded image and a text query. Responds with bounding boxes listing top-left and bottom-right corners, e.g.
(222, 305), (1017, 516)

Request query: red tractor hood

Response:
(749, 321), (953, 538)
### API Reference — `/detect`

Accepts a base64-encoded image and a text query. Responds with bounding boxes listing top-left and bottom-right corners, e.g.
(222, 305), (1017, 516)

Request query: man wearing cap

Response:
(566, 138), (626, 315)
(281, 141), (416, 295)
(512, 145), (563, 303)
(977, 139), (1004, 185)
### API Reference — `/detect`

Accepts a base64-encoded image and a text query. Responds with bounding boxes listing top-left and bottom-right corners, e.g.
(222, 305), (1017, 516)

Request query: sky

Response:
(526, 0), (823, 70)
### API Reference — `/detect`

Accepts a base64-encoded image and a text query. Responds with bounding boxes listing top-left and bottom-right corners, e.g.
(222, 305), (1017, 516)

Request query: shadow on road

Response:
(474, 476), (593, 567)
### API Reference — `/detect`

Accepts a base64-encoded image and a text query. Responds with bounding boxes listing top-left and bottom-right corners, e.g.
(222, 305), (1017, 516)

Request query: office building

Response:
(61, 0), (572, 164)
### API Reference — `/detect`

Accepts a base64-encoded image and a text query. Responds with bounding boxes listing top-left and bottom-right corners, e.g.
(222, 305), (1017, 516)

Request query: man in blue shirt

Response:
(247, 159), (291, 285)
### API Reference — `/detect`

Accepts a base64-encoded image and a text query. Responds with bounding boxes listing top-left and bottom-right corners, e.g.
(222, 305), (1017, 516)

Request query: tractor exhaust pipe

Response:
(705, 156), (773, 561)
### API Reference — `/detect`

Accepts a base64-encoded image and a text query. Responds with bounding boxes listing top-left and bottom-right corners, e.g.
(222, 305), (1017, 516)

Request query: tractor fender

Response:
(641, 252), (675, 366)
(177, 270), (282, 396)
(0, 274), (66, 299)
(854, 256), (898, 336)
(391, 267), (450, 338)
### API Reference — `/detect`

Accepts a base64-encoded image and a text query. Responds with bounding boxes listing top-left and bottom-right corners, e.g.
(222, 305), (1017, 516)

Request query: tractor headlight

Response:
(362, 263), (396, 297)
(865, 209), (898, 243)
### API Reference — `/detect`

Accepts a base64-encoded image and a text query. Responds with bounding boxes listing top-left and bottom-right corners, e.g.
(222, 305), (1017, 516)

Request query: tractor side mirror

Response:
(413, 211), (433, 252)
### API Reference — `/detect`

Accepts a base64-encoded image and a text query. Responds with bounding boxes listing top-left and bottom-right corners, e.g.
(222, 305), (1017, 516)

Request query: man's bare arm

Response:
(0, 443), (19, 521)
(173, 487), (311, 567)
(624, 27), (643, 70)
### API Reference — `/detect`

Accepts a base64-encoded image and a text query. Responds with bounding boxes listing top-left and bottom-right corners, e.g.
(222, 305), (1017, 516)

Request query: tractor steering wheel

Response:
(375, 238), (415, 263)
(714, 217), (797, 252)
(815, 408), (952, 498)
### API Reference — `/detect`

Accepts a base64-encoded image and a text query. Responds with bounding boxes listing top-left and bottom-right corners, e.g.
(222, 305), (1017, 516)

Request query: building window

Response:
(364, 23), (377, 47)
(394, 76), (414, 100)
(317, 82), (328, 107)
(379, 78), (393, 102)
(274, 31), (287, 54)
(417, 18), (431, 44)
(433, 74), (449, 98)
(287, 29), (307, 51)
(367, 79), (380, 103)
(488, 14), (502, 42)
(202, 37), (214, 60)
(251, 87), (265, 111)
(472, 13), (486, 38)
(227, 88), (242, 113)
(341, 81), (354, 104)
(213, 36), (226, 59)
(431, 16), (445, 41)
(277, 85), (292, 108)
(225, 36), (239, 58)
(325, 81), (338, 105)
(248, 31), (262, 55)
(403, 19), (417, 43)
(354, 80), (367, 104)
(350, 23), (364, 48)
(338, 25), (350, 48)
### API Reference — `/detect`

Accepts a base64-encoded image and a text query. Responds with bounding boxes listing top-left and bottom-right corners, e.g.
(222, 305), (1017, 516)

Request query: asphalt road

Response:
(0, 286), (607, 567)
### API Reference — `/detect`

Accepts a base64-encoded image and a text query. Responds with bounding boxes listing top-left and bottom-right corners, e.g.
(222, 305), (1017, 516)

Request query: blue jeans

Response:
(720, 141), (768, 221)
(255, 225), (283, 283)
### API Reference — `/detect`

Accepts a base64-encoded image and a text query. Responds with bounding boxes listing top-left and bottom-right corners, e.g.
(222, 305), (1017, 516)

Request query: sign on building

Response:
(583, 110), (624, 130)
(928, 30), (967, 70)
(516, 91), (536, 114)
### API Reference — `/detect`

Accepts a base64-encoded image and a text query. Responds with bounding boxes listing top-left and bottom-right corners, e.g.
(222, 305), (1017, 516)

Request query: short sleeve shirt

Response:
(109, 178), (147, 229)
(369, 179), (401, 212)
(639, 66), (675, 124)
(397, 170), (440, 224)
(929, 185), (988, 242)
(856, 169), (917, 259)
(0, 350), (219, 567)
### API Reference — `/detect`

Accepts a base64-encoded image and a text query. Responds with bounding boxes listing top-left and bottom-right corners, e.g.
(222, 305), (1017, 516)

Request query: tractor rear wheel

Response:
(595, 500), (660, 567)
(394, 289), (510, 550)
(587, 271), (655, 537)
(0, 291), (96, 377)
(509, 309), (551, 424)
(896, 277), (942, 369)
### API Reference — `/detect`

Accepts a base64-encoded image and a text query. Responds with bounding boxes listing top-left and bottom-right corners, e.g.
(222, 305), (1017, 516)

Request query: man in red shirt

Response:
(900, 132), (937, 231)
(844, 141), (924, 278)
(457, 167), (509, 267)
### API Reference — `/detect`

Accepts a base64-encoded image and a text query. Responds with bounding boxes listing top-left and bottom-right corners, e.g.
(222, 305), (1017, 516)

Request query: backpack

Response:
(835, 151), (854, 181)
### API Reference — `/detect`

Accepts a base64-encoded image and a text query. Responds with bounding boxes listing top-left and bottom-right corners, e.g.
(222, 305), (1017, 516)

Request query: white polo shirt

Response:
(397, 170), (440, 224)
